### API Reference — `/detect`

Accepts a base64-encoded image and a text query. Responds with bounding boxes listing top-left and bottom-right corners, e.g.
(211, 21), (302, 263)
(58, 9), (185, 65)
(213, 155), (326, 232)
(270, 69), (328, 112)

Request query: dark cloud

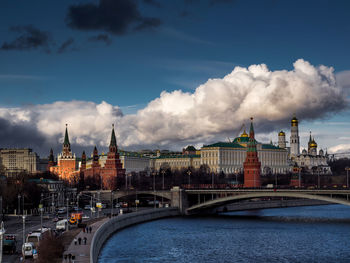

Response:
(0, 118), (49, 155)
(66, 0), (162, 35)
(88, 34), (113, 45)
(143, 0), (162, 8)
(57, 38), (75, 53)
(0, 25), (52, 53)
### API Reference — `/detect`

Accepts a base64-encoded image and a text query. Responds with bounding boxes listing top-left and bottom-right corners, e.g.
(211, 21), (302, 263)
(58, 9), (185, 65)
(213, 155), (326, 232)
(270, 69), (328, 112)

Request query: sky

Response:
(0, 0), (349, 157)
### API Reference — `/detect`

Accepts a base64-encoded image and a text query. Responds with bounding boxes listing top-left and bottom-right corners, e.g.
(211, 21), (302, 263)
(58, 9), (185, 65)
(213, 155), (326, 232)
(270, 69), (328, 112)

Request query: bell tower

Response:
(290, 115), (300, 157)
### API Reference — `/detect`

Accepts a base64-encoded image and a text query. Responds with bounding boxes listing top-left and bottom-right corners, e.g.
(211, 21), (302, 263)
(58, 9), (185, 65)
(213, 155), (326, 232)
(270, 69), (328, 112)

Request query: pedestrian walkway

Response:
(62, 217), (109, 263)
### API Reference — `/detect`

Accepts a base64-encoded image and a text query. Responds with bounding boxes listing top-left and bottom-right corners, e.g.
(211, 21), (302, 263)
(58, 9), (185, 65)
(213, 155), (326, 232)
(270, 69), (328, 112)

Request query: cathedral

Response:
(283, 116), (331, 174)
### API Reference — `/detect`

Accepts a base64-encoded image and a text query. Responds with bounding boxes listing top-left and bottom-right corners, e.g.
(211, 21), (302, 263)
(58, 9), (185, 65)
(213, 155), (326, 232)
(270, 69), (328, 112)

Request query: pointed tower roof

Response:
(49, 148), (54, 162)
(64, 124), (70, 146)
(309, 131), (312, 143)
(249, 117), (255, 138)
(109, 124), (117, 147)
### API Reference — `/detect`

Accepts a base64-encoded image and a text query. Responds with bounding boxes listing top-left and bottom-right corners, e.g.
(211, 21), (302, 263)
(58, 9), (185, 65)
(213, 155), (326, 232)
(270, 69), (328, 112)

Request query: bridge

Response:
(94, 188), (350, 215)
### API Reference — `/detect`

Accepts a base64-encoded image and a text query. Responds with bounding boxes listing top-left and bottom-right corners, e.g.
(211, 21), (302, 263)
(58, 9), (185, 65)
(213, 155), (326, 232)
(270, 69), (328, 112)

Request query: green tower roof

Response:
(63, 124), (70, 146)
(109, 124), (117, 147)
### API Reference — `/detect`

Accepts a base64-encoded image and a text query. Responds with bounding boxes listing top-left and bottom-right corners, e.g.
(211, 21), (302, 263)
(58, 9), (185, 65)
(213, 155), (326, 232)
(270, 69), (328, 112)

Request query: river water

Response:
(99, 205), (350, 263)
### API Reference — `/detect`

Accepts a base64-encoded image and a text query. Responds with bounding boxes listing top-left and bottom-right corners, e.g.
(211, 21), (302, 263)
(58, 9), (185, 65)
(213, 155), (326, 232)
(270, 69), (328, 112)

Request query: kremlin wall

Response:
(47, 116), (331, 189)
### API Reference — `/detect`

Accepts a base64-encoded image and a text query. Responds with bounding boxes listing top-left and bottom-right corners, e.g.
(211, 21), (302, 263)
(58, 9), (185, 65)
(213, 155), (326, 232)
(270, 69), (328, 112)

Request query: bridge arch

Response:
(114, 191), (172, 201)
(187, 192), (350, 214)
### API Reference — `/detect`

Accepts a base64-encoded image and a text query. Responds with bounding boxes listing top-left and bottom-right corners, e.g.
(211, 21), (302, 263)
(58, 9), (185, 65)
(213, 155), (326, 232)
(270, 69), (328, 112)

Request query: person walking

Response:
(83, 237), (87, 245)
(89, 226), (92, 233)
(78, 237), (82, 245)
(74, 237), (77, 245)
(83, 227), (85, 233)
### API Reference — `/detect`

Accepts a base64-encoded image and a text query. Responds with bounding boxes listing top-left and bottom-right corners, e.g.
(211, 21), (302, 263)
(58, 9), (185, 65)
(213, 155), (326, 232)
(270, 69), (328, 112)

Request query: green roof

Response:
(109, 125), (117, 147)
(184, 145), (196, 151)
(261, 144), (283, 150)
(155, 154), (200, 159)
(202, 142), (245, 149)
(63, 125), (70, 146)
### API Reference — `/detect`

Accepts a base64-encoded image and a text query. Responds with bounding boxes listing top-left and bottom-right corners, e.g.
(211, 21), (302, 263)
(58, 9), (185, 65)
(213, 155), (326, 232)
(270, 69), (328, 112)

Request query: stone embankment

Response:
(90, 208), (180, 263)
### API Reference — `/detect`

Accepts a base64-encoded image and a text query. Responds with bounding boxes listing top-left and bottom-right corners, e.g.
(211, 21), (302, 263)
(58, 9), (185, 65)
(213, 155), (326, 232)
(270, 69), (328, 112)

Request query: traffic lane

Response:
(2, 216), (56, 263)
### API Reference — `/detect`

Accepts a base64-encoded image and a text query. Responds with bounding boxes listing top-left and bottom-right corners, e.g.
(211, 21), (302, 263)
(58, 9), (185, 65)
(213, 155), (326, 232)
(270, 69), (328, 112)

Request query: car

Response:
(115, 203), (120, 208)
(82, 215), (90, 219)
(84, 205), (91, 210)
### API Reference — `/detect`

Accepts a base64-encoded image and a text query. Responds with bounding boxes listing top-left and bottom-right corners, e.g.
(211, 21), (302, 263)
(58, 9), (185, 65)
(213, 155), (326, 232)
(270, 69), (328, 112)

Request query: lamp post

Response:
(22, 215), (26, 247)
(18, 194), (21, 216)
(161, 170), (165, 207)
(97, 191), (100, 218)
(0, 221), (5, 263)
(66, 197), (69, 231)
(298, 168), (301, 188)
(275, 173), (278, 188)
(211, 172), (214, 200)
(345, 167), (350, 188)
(40, 193), (44, 232)
(153, 172), (156, 209)
(111, 191), (114, 217)
(187, 170), (191, 186)
(317, 168), (321, 189)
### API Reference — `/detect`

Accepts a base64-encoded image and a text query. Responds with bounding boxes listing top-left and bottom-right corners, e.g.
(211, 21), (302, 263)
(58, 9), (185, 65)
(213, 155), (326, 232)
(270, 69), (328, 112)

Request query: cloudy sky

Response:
(0, 0), (349, 157)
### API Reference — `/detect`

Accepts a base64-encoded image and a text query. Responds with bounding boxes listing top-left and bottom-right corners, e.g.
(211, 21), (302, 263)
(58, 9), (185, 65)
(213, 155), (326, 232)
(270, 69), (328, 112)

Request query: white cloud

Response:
(0, 59), (347, 155)
(328, 144), (350, 154)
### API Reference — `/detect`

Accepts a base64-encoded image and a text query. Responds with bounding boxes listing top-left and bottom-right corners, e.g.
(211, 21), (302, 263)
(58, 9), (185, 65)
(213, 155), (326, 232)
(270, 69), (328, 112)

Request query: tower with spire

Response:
(243, 118), (261, 188)
(55, 124), (77, 181)
(100, 124), (125, 189)
(47, 148), (56, 171)
(290, 115), (300, 157)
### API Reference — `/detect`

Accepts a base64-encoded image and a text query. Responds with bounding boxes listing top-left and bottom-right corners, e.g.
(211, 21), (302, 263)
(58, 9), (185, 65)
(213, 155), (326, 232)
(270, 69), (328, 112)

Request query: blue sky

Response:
(0, 0), (349, 156)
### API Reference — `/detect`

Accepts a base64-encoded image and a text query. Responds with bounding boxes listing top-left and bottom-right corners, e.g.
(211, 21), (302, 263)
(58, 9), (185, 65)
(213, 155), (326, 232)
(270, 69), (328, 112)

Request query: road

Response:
(1, 206), (151, 262)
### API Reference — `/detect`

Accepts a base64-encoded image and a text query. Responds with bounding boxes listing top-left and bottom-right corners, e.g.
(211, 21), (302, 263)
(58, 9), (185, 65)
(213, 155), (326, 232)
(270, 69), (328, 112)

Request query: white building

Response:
(0, 148), (40, 177)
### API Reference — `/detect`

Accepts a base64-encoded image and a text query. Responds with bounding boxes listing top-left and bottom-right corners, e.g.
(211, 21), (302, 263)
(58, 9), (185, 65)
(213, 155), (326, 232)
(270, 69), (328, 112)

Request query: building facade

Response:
(0, 148), (40, 177)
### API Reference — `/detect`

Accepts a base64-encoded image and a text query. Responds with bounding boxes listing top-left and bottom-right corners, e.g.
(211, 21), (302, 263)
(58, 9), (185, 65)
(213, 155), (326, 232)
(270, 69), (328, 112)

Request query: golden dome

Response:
(310, 140), (317, 148)
(278, 130), (285, 136)
(241, 130), (248, 137)
(291, 116), (298, 126)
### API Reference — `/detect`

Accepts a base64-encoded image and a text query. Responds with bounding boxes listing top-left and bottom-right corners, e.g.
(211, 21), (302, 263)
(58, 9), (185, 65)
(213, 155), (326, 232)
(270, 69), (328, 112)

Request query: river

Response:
(99, 205), (350, 263)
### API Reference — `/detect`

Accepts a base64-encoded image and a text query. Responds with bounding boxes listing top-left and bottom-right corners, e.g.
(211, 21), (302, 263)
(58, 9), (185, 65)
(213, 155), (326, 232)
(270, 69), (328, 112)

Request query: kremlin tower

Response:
(243, 118), (261, 188)
(50, 124), (76, 181)
(100, 124), (125, 190)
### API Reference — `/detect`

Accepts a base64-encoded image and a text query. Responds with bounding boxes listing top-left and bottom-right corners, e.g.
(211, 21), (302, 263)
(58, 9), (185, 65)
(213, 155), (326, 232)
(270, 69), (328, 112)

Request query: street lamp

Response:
(153, 172), (156, 209)
(66, 197), (69, 231)
(22, 215), (26, 247)
(317, 168), (321, 189)
(111, 191), (114, 217)
(187, 170), (191, 186)
(345, 167), (350, 188)
(40, 193), (44, 232)
(0, 221), (6, 263)
(18, 194), (21, 216)
(161, 170), (165, 207)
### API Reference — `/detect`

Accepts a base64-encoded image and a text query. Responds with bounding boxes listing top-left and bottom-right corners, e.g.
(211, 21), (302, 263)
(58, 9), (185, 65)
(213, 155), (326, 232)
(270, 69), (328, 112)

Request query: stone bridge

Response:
(87, 188), (350, 215)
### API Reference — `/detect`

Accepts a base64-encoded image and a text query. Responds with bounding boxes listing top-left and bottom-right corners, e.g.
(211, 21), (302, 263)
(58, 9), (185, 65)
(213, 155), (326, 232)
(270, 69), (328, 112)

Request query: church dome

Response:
(319, 149), (324, 156)
(291, 116), (298, 126)
(241, 130), (248, 137)
(302, 149), (307, 155)
(278, 130), (285, 136)
(310, 139), (317, 148)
